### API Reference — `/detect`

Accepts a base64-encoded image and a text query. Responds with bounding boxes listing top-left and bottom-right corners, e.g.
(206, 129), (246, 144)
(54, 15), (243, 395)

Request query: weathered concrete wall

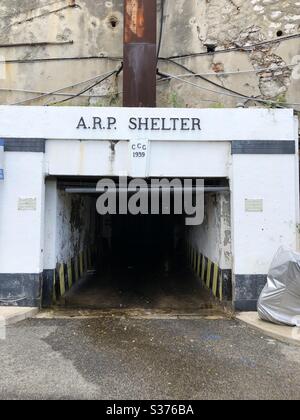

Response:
(0, 0), (299, 110)
(56, 190), (95, 264)
(186, 192), (232, 302)
(188, 192), (232, 270)
(44, 179), (95, 269)
(43, 180), (96, 306)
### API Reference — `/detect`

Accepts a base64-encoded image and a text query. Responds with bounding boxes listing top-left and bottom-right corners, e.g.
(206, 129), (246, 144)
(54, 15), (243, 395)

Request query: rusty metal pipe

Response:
(123, 0), (157, 107)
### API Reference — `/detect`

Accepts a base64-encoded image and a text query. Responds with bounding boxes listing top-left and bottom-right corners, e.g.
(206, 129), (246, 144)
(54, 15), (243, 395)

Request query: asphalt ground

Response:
(0, 315), (300, 400)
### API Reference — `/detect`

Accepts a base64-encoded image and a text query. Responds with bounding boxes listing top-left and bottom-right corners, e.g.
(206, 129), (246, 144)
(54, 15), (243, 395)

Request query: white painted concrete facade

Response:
(0, 107), (295, 141)
(0, 152), (45, 274)
(0, 106), (298, 310)
(231, 153), (299, 275)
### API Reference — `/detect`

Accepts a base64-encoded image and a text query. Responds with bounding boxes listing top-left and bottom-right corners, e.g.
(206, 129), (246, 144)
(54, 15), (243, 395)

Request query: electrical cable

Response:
(0, 0), (66, 19)
(160, 70), (300, 108)
(0, 56), (122, 64)
(0, 54), (295, 77)
(156, 70), (221, 104)
(160, 59), (300, 108)
(162, 57), (251, 100)
(9, 69), (119, 106)
(48, 66), (121, 106)
(0, 87), (122, 99)
(48, 71), (117, 106)
(3, 4), (79, 31)
(163, 33), (300, 60)
(157, 63), (297, 78)
(155, 7), (254, 103)
(157, 0), (165, 61)
(0, 41), (73, 48)
(1, 2), (299, 63)
(156, 13), (297, 108)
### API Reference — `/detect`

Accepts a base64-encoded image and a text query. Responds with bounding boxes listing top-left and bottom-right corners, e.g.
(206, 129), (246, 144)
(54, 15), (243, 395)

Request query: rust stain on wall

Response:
(123, 0), (157, 107)
(124, 0), (156, 44)
(125, 0), (145, 42)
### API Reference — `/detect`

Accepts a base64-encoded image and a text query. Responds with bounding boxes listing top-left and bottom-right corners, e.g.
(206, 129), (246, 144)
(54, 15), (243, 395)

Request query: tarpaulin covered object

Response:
(258, 247), (300, 326)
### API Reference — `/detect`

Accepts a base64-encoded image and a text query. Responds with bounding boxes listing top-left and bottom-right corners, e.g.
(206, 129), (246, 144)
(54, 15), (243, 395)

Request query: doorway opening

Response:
(44, 177), (231, 313)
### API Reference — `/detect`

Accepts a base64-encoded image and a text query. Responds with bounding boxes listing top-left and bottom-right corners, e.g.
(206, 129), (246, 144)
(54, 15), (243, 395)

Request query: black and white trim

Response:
(231, 140), (296, 155)
(3, 138), (45, 153)
(0, 273), (43, 307)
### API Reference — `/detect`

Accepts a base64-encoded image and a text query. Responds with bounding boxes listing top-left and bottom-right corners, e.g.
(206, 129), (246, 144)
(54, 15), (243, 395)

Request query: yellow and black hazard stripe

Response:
(186, 242), (232, 301)
(51, 244), (96, 302)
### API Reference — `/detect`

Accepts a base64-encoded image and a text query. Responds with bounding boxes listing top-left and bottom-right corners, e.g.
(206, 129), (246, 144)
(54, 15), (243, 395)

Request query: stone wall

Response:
(0, 0), (299, 111)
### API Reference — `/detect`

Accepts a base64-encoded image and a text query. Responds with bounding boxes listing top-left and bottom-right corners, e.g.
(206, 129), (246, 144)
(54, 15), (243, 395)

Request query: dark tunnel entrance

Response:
(61, 213), (212, 311)
(48, 177), (229, 312)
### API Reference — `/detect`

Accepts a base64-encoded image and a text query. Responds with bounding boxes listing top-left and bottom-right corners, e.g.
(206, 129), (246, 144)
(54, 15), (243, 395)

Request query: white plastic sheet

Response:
(258, 247), (300, 326)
